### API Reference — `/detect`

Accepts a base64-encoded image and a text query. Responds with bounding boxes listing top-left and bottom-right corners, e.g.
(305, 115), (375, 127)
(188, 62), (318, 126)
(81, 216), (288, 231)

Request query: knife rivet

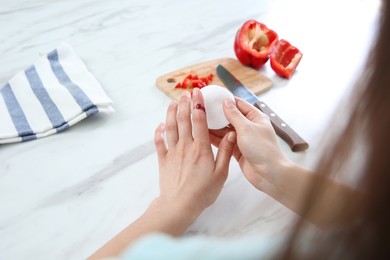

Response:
(281, 123), (286, 127)
(270, 113), (275, 117)
(260, 104), (266, 108)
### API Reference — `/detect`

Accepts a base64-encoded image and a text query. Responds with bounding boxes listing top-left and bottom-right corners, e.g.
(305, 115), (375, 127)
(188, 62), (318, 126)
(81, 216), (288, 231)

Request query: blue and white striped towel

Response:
(0, 42), (114, 144)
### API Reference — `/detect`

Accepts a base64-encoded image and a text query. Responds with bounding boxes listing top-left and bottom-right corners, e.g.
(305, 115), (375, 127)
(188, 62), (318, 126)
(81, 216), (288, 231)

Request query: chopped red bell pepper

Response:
(270, 39), (303, 79)
(191, 79), (207, 88)
(182, 78), (190, 88)
(174, 73), (213, 89)
(200, 77), (209, 85)
(234, 20), (278, 69)
(184, 74), (193, 80)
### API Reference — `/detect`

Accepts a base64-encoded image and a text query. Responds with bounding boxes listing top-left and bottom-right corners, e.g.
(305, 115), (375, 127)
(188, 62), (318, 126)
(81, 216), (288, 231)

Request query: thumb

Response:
(214, 131), (236, 181)
(223, 99), (248, 130)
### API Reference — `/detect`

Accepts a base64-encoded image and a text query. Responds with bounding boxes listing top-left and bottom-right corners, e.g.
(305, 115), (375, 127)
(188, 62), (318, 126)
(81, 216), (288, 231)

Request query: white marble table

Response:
(0, 0), (380, 259)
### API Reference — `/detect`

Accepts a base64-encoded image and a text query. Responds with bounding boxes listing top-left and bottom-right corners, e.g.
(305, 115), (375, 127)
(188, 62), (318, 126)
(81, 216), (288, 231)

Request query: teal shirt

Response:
(119, 233), (284, 260)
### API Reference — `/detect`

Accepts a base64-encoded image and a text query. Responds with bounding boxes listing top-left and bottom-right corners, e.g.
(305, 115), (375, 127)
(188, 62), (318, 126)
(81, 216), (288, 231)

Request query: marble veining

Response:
(0, 0), (380, 259)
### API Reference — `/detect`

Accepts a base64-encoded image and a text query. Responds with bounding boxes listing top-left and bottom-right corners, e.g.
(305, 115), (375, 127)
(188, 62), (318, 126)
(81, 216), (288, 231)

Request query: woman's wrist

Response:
(257, 158), (313, 207)
(147, 197), (203, 236)
(88, 197), (203, 259)
(255, 157), (296, 196)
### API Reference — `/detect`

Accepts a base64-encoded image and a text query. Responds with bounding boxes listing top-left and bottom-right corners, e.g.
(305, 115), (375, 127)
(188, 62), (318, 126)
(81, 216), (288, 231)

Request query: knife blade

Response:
(216, 64), (308, 152)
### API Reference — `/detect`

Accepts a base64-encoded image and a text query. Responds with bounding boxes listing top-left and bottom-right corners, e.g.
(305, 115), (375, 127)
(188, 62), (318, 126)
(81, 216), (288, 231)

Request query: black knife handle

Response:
(254, 101), (309, 152)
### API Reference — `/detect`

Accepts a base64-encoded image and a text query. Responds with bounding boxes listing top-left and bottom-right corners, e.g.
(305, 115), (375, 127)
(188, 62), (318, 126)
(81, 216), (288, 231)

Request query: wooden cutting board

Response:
(156, 58), (272, 101)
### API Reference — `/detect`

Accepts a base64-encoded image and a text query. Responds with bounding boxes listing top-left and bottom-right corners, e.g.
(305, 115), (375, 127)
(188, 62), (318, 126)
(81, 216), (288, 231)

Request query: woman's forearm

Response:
(88, 198), (201, 259)
(262, 161), (362, 229)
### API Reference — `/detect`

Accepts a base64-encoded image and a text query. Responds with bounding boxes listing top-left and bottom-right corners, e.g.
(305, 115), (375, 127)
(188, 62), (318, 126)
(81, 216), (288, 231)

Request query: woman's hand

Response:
(209, 97), (290, 192)
(208, 98), (364, 230)
(89, 90), (236, 259)
(154, 88), (236, 218)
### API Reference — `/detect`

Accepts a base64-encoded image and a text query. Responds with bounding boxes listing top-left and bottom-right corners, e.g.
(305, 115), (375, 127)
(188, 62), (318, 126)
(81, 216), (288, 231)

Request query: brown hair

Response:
(280, 1), (390, 259)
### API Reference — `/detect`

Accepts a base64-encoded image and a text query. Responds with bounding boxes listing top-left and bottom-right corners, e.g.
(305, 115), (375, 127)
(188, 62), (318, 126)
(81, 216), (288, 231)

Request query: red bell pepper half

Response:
(234, 20), (278, 69)
(270, 39), (303, 79)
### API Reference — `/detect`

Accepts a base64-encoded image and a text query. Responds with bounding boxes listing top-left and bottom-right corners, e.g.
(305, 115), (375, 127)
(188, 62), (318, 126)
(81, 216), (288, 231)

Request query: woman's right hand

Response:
(210, 97), (291, 192)
(211, 98), (362, 229)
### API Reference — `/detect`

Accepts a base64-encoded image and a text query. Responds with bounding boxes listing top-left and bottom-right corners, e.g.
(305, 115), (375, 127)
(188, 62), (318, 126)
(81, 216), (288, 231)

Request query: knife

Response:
(216, 64), (308, 152)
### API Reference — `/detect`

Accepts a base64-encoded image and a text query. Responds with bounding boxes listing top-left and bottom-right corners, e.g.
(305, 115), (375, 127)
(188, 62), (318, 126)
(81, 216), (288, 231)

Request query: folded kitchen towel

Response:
(0, 42), (114, 144)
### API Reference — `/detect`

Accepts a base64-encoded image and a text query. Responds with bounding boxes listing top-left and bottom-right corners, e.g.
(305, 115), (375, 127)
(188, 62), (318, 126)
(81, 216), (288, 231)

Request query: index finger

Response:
(235, 97), (268, 123)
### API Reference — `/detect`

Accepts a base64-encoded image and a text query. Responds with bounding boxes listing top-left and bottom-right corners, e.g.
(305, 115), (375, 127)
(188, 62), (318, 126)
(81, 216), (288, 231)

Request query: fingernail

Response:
(181, 91), (190, 98)
(224, 99), (235, 107)
(170, 100), (178, 107)
(193, 88), (199, 96)
(227, 132), (236, 142)
(159, 122), (165, 131)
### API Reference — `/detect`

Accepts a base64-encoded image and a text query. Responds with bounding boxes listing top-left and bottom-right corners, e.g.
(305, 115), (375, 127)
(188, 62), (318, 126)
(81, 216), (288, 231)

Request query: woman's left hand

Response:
(154, 88), (236, 218)
(88, 89), (236, 259)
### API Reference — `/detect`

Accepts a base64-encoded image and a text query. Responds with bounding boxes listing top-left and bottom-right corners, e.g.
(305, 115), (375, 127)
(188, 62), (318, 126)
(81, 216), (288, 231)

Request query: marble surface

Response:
(0, 0), (380, 259)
